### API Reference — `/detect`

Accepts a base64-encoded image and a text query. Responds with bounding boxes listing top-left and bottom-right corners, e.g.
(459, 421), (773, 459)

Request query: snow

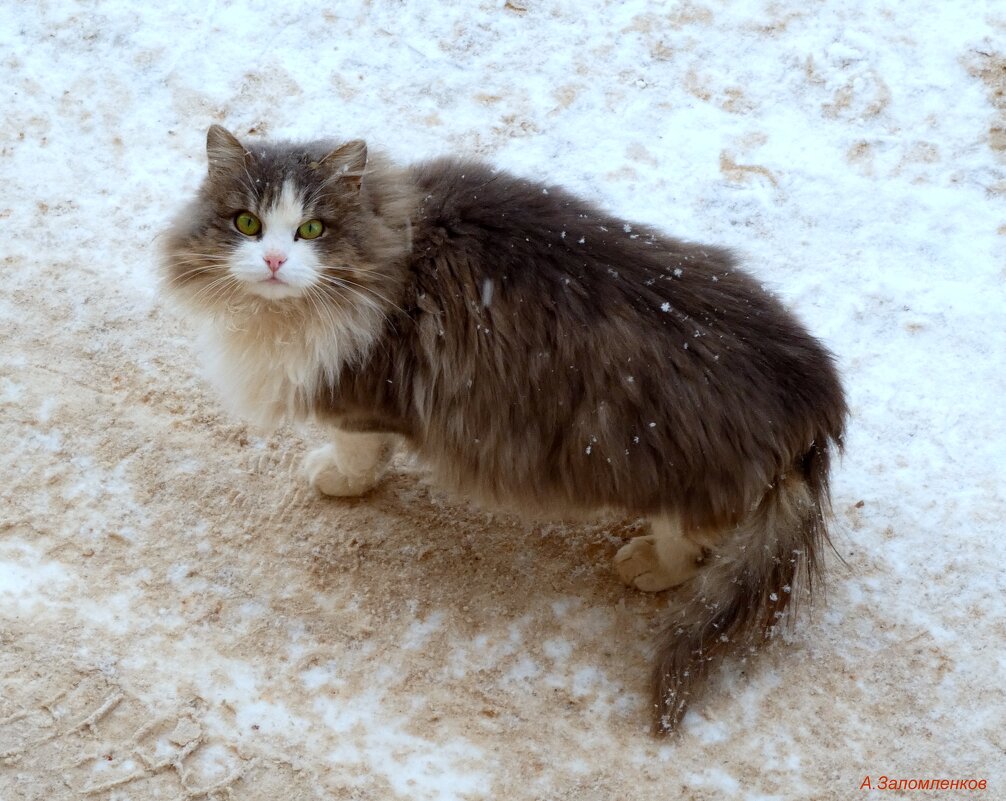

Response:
(2, 0), (1005, 799)
(0, 543), (75, 600)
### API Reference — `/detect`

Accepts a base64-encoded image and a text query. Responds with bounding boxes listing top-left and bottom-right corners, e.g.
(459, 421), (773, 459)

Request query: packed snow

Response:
(1, 1), (1004, 799)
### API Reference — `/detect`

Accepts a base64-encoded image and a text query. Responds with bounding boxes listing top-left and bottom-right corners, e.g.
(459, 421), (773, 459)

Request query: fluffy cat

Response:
(162, 125), (847, 733)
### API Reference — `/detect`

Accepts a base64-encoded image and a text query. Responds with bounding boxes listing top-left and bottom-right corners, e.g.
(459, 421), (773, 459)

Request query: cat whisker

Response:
(306, 283), (395, 365)
(316, 272), (405, 316)
(303, 285), (346, 338)
(164, 273), (213, 290)
(190, 273), (241, 307)
(313, 276), (382, 316)
(167, 260), (226, 272)
(169, 255), (231, 263)
(167, 260), (227, 269)
(165, 251), (229, 260)
(311, 276), (400, 341)
(314, 276), (398, 333)
(303, 182), (327, 211)
(239, 162), (260, 200)
(165, 259), (231, 273)
(164, 266), (228, 289)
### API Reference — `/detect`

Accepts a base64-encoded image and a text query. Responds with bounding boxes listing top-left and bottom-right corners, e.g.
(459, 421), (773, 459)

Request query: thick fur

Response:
(162, 127), (847, 733)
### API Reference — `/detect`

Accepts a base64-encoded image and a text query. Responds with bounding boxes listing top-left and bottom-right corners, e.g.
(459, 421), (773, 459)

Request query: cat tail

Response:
(651, 441), (837, 734)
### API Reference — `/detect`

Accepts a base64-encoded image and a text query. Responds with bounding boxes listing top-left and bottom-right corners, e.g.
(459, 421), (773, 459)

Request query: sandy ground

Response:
(2, 2), (1005, 799)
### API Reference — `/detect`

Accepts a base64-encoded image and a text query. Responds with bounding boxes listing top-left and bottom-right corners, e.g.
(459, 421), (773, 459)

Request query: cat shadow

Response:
(302, 461), (662, 617)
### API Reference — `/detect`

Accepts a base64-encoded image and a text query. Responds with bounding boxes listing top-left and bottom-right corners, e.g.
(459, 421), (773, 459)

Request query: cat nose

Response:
(264, 251), (287, 273)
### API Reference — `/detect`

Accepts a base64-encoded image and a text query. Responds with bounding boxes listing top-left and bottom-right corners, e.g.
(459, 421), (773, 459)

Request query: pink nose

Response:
(264, 252), (287, 273)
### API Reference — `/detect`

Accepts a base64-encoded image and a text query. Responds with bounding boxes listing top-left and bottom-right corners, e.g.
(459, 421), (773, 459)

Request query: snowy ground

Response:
(2, 1), (1004, 799)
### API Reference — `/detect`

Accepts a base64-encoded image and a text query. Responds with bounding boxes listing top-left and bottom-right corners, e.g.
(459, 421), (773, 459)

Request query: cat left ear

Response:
(206, 125), (250, 176)
(319, 140), (368, 192)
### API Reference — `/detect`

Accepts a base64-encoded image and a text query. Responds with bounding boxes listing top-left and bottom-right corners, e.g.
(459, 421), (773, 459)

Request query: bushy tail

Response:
(652, 443), (836, 734)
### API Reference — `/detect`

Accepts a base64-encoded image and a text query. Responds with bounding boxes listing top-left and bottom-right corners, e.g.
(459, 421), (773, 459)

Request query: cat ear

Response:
(206, 125), (250, 176)
(318, 140), (368, 192)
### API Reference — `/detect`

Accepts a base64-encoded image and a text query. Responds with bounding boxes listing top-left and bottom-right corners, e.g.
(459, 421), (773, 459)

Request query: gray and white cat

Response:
(162, 125), (847, 733)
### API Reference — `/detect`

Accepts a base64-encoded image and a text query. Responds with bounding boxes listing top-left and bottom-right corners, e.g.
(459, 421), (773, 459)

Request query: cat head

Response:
(162, 125), (396, 313)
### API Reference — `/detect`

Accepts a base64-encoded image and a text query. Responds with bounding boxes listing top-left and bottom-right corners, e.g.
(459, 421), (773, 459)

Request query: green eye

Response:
(297, 219), (324, 240)
(234, 212), (261, 236)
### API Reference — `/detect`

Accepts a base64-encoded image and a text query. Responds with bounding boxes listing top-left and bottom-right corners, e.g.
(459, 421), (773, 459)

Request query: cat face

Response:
(224, 178), (328, 301)
(163, 126), (372, 309)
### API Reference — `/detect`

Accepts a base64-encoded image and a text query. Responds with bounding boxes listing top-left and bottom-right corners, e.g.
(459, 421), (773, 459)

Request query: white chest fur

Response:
(198, 303), (382, 428)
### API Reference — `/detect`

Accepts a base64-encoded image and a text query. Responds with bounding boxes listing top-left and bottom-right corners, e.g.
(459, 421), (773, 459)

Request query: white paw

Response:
(304, 443), (384, 497)
(614, 535), (697, 592)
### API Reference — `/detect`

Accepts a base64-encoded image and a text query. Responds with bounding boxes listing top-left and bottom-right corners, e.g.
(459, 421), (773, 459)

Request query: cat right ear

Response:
(206, 125), (250, 176)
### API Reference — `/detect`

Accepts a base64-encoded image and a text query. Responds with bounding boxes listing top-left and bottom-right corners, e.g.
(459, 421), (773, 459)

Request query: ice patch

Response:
(542, 638), (573, 661)
(0, 545), (74, 598)
(316, 688), (492, 801)
(685, 767), (741, 794)
(0, 379), (23, 403)
(504, 656), (541, 683)
(402, 611), (445, 649)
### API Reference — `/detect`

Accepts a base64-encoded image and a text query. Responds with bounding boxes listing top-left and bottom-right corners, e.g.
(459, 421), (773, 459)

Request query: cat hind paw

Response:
(614, 535), (698, 592)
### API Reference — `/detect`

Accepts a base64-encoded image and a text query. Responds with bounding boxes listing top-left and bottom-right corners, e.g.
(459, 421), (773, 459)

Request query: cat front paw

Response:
(304, 442), (385, 497)
(614, 535), (697, 592)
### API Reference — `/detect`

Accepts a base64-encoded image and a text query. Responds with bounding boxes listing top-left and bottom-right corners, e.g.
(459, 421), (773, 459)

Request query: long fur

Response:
(162, 128), (848, 733)
(651, 448), (834, 732)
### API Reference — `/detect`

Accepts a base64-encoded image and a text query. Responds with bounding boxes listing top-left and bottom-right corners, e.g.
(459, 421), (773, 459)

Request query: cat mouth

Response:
(245, 276), (304, 300)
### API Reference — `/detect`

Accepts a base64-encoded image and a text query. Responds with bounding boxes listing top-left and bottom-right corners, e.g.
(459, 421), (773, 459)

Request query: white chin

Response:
(244, 280), (306, 301)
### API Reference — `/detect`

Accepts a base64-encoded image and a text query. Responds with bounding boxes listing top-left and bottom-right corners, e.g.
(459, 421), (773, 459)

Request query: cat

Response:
(161, 124), (848, 734)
